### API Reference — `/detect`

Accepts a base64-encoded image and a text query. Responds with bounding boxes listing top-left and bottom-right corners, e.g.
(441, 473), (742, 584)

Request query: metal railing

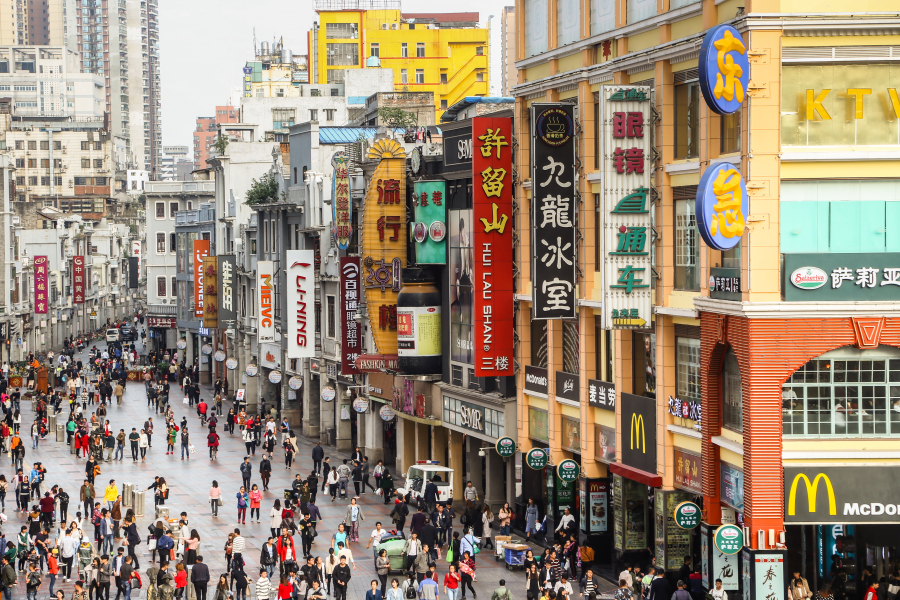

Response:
(314, 0), (400, 10)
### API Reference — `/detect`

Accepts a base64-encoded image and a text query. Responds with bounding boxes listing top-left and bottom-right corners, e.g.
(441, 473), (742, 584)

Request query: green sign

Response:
(714, 524), (744, 555)
(412, 181), (447, 265)
(783, 253), (900, 302)
(495, 436), (517, 457)
(557, 458), (580, 482)
(673, 501), (702, 529)
(555, 473), (575, 506)
(525, 448), (548, 470)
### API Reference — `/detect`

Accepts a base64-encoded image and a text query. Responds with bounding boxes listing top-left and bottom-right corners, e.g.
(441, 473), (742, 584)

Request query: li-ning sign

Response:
(286, 250), (314, 359)
(258, 260), (275, 343)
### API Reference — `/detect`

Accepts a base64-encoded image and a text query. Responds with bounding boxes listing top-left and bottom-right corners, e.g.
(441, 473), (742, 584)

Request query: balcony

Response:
(147, 303), (176, 315)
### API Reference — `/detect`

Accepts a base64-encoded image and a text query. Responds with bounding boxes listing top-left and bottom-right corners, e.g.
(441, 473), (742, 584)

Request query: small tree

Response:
(378, 106), (418, 135)
(213, 134), (229, 156)
(245, 173), (280, 205)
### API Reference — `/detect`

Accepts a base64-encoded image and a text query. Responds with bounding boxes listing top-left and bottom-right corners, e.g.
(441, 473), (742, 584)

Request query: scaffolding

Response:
(313, 0), (401, 11)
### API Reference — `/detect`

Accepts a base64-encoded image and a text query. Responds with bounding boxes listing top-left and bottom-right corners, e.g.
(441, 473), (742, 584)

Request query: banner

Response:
(473, 116), (514, 376)
(286, 250), (314, 359)
(600, 85), (653, 329)
(193, 240), (209, 318)
(128, 257), (139, 289)
(217, 255), (237, 324)
(412, 180), (447, 264)
(531, 104), (577, 319)
(257, 260), (275, 343)
(33, 256), (48, 314)
(73, 256), (85, 304)
(340, 256), (362, 375)
(332, 153), (353, 250)
(202, 256), (218, 329)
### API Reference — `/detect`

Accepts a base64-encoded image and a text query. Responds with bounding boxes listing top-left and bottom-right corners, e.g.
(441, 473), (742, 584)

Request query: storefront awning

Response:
(610, 462), (662, 488)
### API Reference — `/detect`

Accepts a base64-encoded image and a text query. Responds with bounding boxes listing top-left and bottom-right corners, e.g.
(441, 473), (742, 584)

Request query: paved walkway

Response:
(3, 346), (620, 600)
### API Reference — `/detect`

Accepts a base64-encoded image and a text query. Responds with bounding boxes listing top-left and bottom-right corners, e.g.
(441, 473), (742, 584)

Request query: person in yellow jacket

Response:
(104, 478), (119, 510)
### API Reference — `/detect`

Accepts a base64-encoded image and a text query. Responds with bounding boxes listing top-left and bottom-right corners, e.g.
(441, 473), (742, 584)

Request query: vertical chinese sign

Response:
(360, 139), (406, 357)
(73, 255), (85, 304)
(600, 86), (653, 329)
(33, 256), (48, 314)
(340, 257), (362, 375)
(202, 256), (218, 329)
(217, 255), (237, 324)
(531, 104), (577, 319)
(332, 152), (353, 250)
(412, 180), (447, 264)
(193, 240), (209, 318)
(286, 250), (315, 359)
(257, 261), (275, 343)
(473, 116), (514, 377)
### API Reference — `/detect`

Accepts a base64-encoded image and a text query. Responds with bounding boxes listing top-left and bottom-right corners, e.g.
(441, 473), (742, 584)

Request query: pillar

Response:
(448, 430), (464, 504)
(242, 335), (258, 412)
(303, 364), (321, 439)
(415, 423), (429, 463)
(466, 436), (483, 497)
(484, 450), (505, 511)
(364, 411), (385, 463)
(399, 419), (416, 474)
(335, 384), (352, 451)
(431, 427), (448, 465)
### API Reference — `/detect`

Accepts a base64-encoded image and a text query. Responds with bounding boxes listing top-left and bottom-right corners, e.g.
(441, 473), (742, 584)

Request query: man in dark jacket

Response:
(190, 555), (210, 600)
(259, 455), (272, 492)
(332, 556), (352, 600)
(240, 457), (252, 490)
(423, 479), (439, 514)
(677, 557), (692, 586)
(647, 572), (671, 600)
(409, 506), (427, 535)
(259, 538), (277, 579)
(417, 519), (439, 562)
(311, 443), (324, 476)
(351, 462), (363, 497)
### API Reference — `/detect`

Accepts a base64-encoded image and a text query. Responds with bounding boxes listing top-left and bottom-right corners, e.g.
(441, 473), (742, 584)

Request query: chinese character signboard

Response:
(696, 162), (748, 251)
(600, 86), (652, 329)
(147, 317), (176, 329)
(412, 180), (447, 264)
(699, 25), (749, 115)
(257, 260), (275, 343)
(202, 256), (218, 329)
(531, 104), (577, 320)
(340, 256), (362, 374)
(361, 139), (406, 356)
(33, 256), (48, 314)
(745, 550), (785, 600)
(473, 116), (514, 376)
(193, 240), (209, 318)
(673, 449), (702, 494)
(218, 255), (236, 324)
(783, 253), (900, 301)
(709, 267), (741, 300)
(286, 250), (315, 360)
(332, 152), (353, 250)
(73, 255), (85, 304)
(588, 378), (616, 411)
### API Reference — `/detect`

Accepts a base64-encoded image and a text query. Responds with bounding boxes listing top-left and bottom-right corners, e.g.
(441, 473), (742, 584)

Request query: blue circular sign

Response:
(698, 25), (749, 115)
(695, 163), (748, 251)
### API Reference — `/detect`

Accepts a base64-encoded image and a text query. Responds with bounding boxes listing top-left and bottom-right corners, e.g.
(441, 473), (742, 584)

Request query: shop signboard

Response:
(524, 366), (549, 396)
(709, 267), (741, 301)
(655, 490), (693, 571)
(555, 472), (575, 510)
(557, 459), (580, 483)
(257, 260), (275, 343)
(331, 152), (353, 250)
(674, 449), (702, 494)
(193, 240), (209, 318)
(744, 551), (785, 600)
(33, 256), (48, 314)
(202, 256), (218, 329)
(473, 116), (514, 376)
(531, 103), (577, 320)
(595, 424), (616, 464)
(620, 392), (657, 474)
(525, 448), (548, 470)
(714, 524), (744, 555)
(339, 256), (361, 373)
(443, 124), (473, 170)
(714, 539), (741, 591)
(579, 479), (608, 533)
(268, 371), (282, 384)
(245, 364), (258, 377)
(214, 350), (226, 362)
(217, 255), (237, 324)
(674, 502), (701, 529)
(285, 250), (315, 360)
(495, 436), (516, 458)
(528, 408), (549, 443)
(73, 256), (85, 303)
(379, 405), (395, 421)
(587, 378), (616, 411)
(555, 371), (579, 403)
(784, 465), (900, 523)
(148, 318), (176, 329)
(352, 397), (369, 413)
(128, 256), (139, 288)
(361, 139), (406, 356)
(696, 163), (748, 251)
(412, 180), (447, 264)
(321, 386), (336, 402)
(783, 253), (900, 302)
(701, 523), (711, 589)
(699, 25), (749, 115)
(599, 85), (652, 329)
(354, 354), (399, 372)
(721, 462), (745, 513)
(288, 376), (302, 390)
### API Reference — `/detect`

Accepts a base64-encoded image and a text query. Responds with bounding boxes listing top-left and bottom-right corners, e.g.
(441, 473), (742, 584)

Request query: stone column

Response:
(364, 411), (384, 464)
(484, 448), (506, 511)
(399, 419), (416, 475)
(466, 436), (484, 498)
(303, 362), (321, 439)
(415, 423), (429, 463)
(335, 384), (352, 451)
(448, 430), (465, 505)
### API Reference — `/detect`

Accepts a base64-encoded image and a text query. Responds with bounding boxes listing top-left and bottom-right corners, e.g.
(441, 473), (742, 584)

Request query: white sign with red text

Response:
(286, 250), (315, 359)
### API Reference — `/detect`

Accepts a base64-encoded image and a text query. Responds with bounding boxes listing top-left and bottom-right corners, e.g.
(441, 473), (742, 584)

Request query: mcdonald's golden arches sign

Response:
(783, 466), (900, 524)
(620, 392), (656, 474)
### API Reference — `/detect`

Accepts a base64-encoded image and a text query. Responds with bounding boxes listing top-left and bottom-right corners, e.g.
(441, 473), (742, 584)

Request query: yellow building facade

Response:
(309, 4), (488, 120)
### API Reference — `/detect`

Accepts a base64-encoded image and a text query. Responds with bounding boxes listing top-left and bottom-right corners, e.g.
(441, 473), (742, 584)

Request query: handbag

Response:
(446, 547), (454, 563)
(148, 538), (158, 550)
(217, 498), (224, 507)
(183, 397), (189, 405)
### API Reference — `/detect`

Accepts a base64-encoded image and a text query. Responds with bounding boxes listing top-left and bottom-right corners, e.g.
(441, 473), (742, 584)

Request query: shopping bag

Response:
(183, 397), (189, 405)
(189, 444), (196, 453)
(446, 547), (454, 563)
(148, 538), (158, 550)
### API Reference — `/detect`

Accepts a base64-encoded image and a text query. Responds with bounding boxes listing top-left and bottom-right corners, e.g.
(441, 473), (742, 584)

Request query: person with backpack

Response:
(490, 579), (511, 600)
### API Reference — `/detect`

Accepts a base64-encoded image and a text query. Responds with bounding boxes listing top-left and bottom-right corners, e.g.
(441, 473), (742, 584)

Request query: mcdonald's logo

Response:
(788, 473), (836, 516)
(630, 413), (646, 453)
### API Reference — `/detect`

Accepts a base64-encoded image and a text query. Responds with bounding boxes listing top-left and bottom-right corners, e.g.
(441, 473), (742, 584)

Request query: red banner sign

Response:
(33, 256), (48, 314)
(73, 256), (85, 304)
(147, 317), (176, 329)
(341, 257), (362, 375)
(473, 116), (514, 376)
(193, 240), (209, 318)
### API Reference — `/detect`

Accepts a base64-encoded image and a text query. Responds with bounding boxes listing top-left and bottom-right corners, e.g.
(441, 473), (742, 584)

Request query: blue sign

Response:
(199, 327), (211, 336)
(695, 163), (748, 251)
(698, 25), (749, 115)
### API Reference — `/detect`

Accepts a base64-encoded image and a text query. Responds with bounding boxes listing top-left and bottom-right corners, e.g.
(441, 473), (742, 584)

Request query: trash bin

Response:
(133, 490), (145, 516)
(156, 506), (169, 520)
(56, 424), (65, 443)
(69, 432), (76, 454)
(48, 414), (57, 431)
(122, 483), (134, 507)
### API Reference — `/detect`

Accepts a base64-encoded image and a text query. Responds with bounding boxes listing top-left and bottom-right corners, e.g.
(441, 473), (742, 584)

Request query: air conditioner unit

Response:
(62, 148), (67, 154)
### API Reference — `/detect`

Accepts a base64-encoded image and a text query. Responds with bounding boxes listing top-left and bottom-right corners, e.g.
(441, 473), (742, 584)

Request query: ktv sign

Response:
(784, 466), (900, 523)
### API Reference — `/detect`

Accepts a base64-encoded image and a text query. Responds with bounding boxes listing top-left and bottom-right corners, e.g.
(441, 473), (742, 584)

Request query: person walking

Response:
(236, 487), (249, 525)
(311, 443), (324, 476)
(259, 455), (272, 491)
(332, 556), (352, 600)
(190, 556), (210, 600)
(345, 498), (364, 543)
(209, 481), (221, 517)
(458, 552), (476, 600)
(249, 485), (262, 523)
(240, 457), (253, 491)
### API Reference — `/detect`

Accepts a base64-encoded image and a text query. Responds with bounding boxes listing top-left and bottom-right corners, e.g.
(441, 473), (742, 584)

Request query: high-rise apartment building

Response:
(308, 0), (488, 121)
(193, 105), (237, 170)
(499, 6), (515, 97)
(0, 0), (64, 46)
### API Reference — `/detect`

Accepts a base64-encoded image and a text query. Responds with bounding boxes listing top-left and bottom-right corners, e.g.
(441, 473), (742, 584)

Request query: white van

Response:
(395, 461), (454, 505)
(105, 327), (121, 343)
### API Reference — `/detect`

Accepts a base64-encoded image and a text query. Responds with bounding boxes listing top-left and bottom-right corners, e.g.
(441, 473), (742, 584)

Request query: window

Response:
(54, 141), (61, 150)
(331, 88), (339, 97)
(675, 81), (700, 159)
(476, 71), (484, 82)
(326, 43), (359, 66)
(783, 346), (900, 438)
(169, 202), (178, 218)
(41, 176), (49, 186)
(155, 202), (165, 219)
(415, 69), (424, 84)
(40, 141), (49, 150)
(93, 159), (103, 168)
(591, 0), (615, 35)
(14, 159), (23, 168)
(721, 110), (741, 154)
(94, 142), (102, 150)
(416, 43), (425, 58)
(677, 338), (701, 406)
(28, 176), (37, 185)
(327, 295), (336, 338)
(325, 22), (357, 39)
(723, 347), (743, 432)
(400, 69), (408, 84)
(309, 109), (318, 121)
(293, 167), (298, 184)
(39, 159), (48, 168)
(15, 141), (23, 150)
(157, 276), (166, 297)
(28, 159), (36, 168)
(156, 232), (166, 254)
(401, 43), (408, 58)
(169, 233), (176, 253)
(675, 199), (699, 290)
(27, 141), (36, 150)
(370, 43), (379, 58)
(627, 0), (657, 22)
(172, 277), (177, 298)
(440, 73), (447, 84)
(324, 109), (335, 122)
(441, 100), (448, 110)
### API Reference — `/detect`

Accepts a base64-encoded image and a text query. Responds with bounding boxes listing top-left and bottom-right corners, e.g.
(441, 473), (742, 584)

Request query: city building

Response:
(0, 0), (64, 46)
(0, 46), (105, 117)
(242, 36), (309, 99)
(308, 0), (488, 121)
(193, 106), (237, 170)
(499, 6), (515, 97)
(160, 145), (189, 180)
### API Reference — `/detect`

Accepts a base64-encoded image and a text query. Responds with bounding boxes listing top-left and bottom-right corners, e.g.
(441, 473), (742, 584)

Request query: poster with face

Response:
(449, 208), (474, 364)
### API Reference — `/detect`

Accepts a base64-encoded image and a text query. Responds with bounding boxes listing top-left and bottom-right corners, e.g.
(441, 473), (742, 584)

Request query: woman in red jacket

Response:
(173, 563), (188, 599)
(276, 534), (297, 574)
(278, 575), (293, 600)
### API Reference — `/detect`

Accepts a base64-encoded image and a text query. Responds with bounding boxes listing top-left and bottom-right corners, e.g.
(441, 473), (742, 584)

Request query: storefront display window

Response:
(723, 347), (743, 432)
(633, 331), (657, 398)
(529, 407), (549, 442)
(783, 346), (900, 437)
(443, 396), (505, 439)
(594, 424), (615, 463)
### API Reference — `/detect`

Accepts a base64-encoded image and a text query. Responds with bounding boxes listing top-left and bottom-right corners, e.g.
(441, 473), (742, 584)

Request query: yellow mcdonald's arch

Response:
(788, 473), (836, 516)
(630, 413), (645, 453)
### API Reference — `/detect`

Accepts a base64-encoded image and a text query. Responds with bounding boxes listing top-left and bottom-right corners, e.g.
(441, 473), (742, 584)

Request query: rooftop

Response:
(314, 0), (400, 11)
(402, 12), (480, 23)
